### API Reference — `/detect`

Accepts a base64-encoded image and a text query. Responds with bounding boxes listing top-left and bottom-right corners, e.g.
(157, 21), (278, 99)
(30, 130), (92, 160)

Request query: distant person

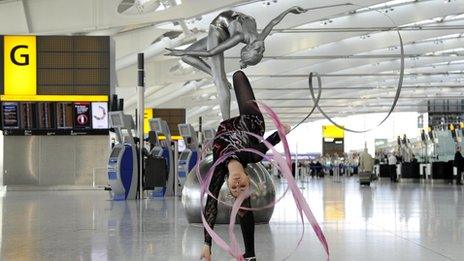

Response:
(454, 147), (464, 185)
(359, 148), (374, 173)
(315, 161), (323, 177)
(309, 161), (316, 177)
(388, 154), (398, 182)
(291, 161), (296, 177)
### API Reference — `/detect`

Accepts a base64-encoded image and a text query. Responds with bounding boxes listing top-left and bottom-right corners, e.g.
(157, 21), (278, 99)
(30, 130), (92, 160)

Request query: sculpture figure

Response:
(166, 6), (307, 119)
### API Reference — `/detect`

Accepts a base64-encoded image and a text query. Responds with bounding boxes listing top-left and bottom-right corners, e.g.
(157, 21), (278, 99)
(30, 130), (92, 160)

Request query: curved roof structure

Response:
(2, 0), (463, 128)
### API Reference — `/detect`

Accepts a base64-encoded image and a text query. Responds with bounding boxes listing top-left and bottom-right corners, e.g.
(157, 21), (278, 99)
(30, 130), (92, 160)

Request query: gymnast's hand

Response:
(289, 6), (307, 14)
(200, 245), (211, 261)
(165, 48), (185, 56)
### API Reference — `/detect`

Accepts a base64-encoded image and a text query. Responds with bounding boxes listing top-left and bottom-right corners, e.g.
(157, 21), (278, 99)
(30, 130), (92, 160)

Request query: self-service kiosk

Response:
(202, 127), (216, 145)
(147, 118), (175, 196)
(177, 124), (199, 187)
(107, 111), (138, 200)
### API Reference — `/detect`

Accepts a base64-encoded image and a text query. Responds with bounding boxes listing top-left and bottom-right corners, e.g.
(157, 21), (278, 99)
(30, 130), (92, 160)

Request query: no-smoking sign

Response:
(76, 114), (88, 125)
(73, 103), (91, 129)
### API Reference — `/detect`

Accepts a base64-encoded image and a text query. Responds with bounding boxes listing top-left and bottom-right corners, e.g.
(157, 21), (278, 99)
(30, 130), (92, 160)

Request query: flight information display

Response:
(36, 36), (110, 96)
(56, 102), (73, 129)
(2, 102), (19, 129)
(1, 101), (109, 135)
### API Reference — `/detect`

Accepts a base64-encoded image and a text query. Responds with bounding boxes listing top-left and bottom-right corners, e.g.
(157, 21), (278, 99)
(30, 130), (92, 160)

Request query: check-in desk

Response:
(431, 161), (454, 181)
(400, 162), (420, 180)
(379, 164), (396, 178)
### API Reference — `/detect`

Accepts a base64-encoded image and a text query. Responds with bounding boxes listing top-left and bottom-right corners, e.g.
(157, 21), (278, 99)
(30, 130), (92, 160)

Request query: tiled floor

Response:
(0, 177), (463, 260)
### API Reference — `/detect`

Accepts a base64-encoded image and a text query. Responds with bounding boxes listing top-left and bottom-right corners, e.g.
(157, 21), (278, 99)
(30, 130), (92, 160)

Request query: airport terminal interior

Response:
(0, 0), (464, 260)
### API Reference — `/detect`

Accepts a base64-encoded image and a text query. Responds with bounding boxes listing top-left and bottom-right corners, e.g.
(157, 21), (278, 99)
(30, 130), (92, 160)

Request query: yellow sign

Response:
(144, 108), (153, 134)
(1, 95), (108, 102)
(322, 125), (344, 138)
(4, 36), (37, 96)
(159, 135), (182, 141)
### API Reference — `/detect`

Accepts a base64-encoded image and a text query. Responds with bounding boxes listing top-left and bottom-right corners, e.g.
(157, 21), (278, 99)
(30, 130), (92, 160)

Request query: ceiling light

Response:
(261, 0), (278, 6)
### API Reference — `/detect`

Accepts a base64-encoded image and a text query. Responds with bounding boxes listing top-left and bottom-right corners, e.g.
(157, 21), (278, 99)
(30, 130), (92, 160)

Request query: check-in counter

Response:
(379, 164), (396, 178)
(401, 162), (420, 179)
(431, 161), (454, 180)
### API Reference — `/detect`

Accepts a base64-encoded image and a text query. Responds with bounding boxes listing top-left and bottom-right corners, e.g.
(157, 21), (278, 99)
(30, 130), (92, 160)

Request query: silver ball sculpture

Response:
(182, 154), (276, 224)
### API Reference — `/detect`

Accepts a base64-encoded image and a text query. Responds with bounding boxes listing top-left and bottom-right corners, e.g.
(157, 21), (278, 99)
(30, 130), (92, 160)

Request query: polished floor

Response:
(1, 177), (463, 261)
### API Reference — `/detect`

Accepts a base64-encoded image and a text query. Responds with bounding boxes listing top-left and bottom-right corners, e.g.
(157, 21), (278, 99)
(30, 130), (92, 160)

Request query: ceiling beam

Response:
(260, 95), (463, 101)
(226, 53), (464, 60)
(246, 72), (464, 78)
(253, 85), (464, 91)
(270, 25), (464, 33)
(20, 0), (32, 33)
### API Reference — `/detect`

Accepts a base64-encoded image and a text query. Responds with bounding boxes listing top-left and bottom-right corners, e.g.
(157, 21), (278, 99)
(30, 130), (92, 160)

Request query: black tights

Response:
(233, 71), (257, 258)
(233, 71), (263, 121)
(239, 198), (255, 258)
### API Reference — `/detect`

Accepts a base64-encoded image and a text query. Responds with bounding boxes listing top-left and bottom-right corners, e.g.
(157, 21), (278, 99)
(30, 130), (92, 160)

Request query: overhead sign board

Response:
(4, 35), (37, 96)
(0, 35), (109, 102)
(322, 125), (345, 138)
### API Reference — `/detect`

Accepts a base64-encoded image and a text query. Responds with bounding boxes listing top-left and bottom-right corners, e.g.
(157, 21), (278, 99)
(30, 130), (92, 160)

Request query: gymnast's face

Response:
(227, 160), (250, 198)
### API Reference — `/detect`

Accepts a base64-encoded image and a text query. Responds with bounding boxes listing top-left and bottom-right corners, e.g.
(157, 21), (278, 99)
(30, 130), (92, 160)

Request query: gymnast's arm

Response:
(236, 131), (282, 163)
(259, 6), (307, 40)
(166, 34), (244, 57)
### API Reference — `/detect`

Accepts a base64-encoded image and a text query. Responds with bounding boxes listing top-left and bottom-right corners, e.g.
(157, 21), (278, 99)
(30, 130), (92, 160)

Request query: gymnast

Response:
(200, 70), (290, 260)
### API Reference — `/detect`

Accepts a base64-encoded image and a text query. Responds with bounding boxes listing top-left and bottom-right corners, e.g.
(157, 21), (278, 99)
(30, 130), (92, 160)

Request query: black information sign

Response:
(37, 102), (54, 129)
(3, 129), (108, 136)
(2, 102), (20, 129)
(20, 103), (36, 129)
(74, 102), (91, 129)
(56, 102), (73, 129)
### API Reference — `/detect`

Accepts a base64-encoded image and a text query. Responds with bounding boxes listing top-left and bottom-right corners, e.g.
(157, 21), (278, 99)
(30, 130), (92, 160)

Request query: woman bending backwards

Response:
(201, 71), (290, 260)
(166, 7), (307, 120)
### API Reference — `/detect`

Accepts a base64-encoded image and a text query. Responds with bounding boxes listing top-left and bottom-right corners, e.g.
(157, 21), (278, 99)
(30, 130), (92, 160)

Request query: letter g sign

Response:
(10, 45), (29, 65)
(4, 35), (37, 95)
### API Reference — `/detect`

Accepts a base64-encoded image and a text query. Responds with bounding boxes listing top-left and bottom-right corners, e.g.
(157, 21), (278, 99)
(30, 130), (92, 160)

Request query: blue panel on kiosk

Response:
(120, 144), (134, 199)
(162, 148), (170, 168)
(113, 194), (127, 201)
(152, 187), (166, 197)
(108, 172), (118, 180)
(189, 151), (198, 171)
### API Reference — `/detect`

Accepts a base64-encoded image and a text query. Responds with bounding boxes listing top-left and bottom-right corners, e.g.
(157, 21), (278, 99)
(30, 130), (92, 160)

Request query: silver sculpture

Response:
(166, 6), (307, 119)
(181, 154), (276, 224)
